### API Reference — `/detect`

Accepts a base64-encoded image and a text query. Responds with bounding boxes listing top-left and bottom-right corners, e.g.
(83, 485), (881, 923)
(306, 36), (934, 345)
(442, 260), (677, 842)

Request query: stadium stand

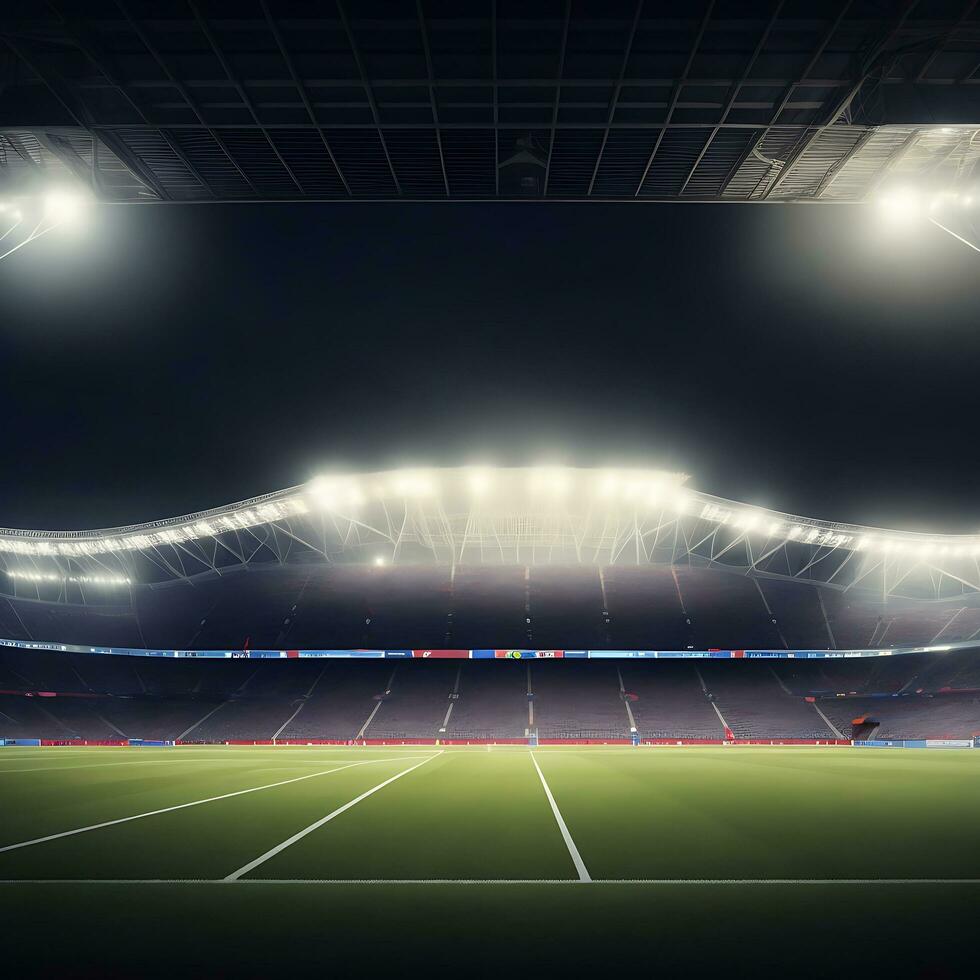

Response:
(821, 695), (980, 740)
(280, 661), (393, 741)
(599, 567), (691, 649)
(620, 662), (725, 740)
(4, 562), (980, 743)
(532, 661), (629, 740)
(4, 647), (979, 743)
(365, 661), (458, 740)
(704, 662), (837, 739)
(5, 565), (980, 653)
(443, 661), (529, 740)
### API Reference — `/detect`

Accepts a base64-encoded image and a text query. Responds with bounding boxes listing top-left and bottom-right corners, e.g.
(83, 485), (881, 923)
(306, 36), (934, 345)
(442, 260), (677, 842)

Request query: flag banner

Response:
(493, 650), (564, 659)
(0, 636), (961, 660)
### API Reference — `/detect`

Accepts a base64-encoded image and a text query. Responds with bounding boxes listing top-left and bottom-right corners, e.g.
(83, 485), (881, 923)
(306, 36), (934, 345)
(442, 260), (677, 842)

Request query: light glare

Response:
(43, 187), (93, 227)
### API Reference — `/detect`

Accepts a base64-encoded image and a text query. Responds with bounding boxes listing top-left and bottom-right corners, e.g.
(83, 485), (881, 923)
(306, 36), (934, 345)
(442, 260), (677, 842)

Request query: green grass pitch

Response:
(1, 745), (979, 978)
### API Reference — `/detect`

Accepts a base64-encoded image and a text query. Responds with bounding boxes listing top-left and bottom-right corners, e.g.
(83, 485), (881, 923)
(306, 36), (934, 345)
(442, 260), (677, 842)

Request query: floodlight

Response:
(310, 475), (363, 511)
(392, 469), (436, 498)
(596, 471), (621, 498)
(465, 467), (493, 496)
(623, 479), (645, 501)
(43, 186), (93, 228)
(528, 466), (570, 496)
(671, 492), (691, 514)
(374, 556), (386, 567)
(876, 188), (922, 225)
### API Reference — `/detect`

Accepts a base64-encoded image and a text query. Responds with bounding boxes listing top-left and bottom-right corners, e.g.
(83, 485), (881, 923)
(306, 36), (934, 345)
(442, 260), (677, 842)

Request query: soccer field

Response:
(2, 745), (979, 978)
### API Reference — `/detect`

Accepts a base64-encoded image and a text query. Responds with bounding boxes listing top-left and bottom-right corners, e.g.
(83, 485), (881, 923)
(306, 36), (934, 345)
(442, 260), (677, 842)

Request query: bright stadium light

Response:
(528, 466), (570, 497)
(671, 492), (691, 514)
(0, 182), (96, 265)
(873, 182), (980, 255)
(309, 475), (363, 511)
(596, 471), (621, 498)
(876, 187), (922, 225)
(374, 556), (386, 567)
(465, 466), (494, 497)
(392, 469), (436, 498)
(43, 185), (93, 228)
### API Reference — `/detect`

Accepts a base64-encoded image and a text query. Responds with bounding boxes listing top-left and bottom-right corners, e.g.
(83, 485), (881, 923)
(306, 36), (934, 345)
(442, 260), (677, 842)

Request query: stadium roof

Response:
(2, 466), (980, 599)
(1, 1), (980, 203)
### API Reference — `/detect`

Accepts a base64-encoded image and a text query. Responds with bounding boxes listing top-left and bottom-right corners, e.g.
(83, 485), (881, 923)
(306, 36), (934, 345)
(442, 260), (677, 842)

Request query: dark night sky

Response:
(1, 200), (979, 534)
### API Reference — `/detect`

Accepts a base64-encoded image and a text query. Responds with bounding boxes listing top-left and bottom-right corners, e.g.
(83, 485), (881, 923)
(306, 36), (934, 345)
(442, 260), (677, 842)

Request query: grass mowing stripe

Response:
(0, 757), (425, 855)
(530, 751), (591, 883)
(224, 752), (444, 882)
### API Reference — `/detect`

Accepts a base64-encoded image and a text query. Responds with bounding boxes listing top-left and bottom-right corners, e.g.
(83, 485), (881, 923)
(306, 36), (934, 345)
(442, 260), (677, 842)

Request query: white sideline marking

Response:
(224, 752), (444, 882)
(0, 757), (427, 855)
(530, 752), (590, 883)
(2, 878), (980, 886)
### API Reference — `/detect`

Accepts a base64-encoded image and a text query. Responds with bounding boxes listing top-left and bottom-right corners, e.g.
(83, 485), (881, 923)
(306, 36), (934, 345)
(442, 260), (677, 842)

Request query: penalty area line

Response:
(223, 751), (444, 882)
(0, 757), (429, 855)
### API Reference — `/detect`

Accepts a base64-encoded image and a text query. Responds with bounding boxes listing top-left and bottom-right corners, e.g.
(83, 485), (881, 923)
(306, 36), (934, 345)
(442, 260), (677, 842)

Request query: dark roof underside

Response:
(1, 0), (979, 202)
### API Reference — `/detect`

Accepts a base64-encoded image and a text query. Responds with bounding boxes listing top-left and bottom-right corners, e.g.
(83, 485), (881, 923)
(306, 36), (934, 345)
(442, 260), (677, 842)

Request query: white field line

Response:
(529, 752), (590, 883)
(224, 752), (444, 882)
(0, 757), (429, 855)
(3, 878), (980, 886)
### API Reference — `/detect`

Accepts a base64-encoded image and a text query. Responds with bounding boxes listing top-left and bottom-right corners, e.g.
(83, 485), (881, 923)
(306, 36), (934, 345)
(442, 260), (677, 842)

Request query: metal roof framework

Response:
(2, 467), (980, 601)
(1, 1), (979, 203)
